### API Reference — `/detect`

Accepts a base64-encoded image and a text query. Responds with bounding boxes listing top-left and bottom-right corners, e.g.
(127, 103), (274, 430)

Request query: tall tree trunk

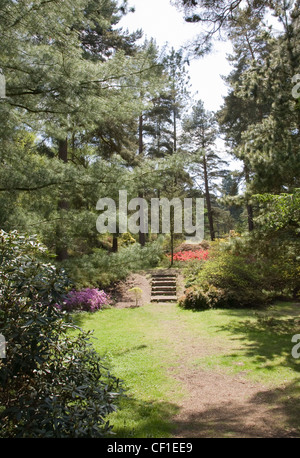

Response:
(56, 138), (69, 261)
(138, 114), (143, 158)
(170, 228), (174, 266)
(203, 154), (215, 241)
(173, 105), (177, 154)
(244, 165), (254, 232)
(112, 234), (118, 253)
(246, 204), (254, 232)
(138, 114), (146, 247)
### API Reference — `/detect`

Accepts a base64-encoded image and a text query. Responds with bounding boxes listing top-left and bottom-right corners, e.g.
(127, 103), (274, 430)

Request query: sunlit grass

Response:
(73, 301), (300, 437)
(190, 303), (300, 385)
(73, 305), (184, 438)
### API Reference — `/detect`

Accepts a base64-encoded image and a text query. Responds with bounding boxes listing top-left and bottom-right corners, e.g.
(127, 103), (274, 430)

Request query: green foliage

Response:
(62, 238), (165, 288)
(180, 225), (300, 310)
(180, 247), (269, 310)
(0, 230), (69, 306)
(0, 0), (171, 266)
(217, 3), (300, 195)
(128, 287), (143, 306)
(179, 284), (226, 310)
(254, 190), (300, 237)
(0, 231), (123, 438)
(120, 232), (136, 246)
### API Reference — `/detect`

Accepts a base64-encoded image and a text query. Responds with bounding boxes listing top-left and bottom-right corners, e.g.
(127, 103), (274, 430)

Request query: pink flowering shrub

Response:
(58, 288), (111, 312)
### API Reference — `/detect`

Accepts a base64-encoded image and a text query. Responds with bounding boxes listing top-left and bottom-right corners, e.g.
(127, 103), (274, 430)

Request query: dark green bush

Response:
(179, 284), (228, 310)
(0, 230), (123, 438)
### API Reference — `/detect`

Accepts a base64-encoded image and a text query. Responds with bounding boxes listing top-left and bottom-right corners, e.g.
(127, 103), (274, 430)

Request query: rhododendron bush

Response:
(0, 231), (123, 438)
(58, 288), (111, 312)
(167, 249), (209, 263)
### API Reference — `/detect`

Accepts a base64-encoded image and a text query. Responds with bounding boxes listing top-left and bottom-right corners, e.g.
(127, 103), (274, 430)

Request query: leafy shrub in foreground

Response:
(0, 230), (123, 438)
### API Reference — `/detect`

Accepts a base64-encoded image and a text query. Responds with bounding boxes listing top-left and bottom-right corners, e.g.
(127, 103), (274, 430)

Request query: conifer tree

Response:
(181, 100), (227, 241)
(0, 0), (148, 258)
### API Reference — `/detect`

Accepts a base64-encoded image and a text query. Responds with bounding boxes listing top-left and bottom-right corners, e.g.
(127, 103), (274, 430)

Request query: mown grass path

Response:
(75, 302), (300, 438)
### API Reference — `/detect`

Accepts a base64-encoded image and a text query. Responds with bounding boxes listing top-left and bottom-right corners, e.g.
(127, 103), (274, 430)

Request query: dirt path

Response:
(112, 273), (299, 438)
(157, 306), (299, 438)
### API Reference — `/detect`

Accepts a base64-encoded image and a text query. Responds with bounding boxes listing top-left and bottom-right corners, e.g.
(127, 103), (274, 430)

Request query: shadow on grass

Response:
(70, 310), (109, 328)
(108, 395), (180, 439)
(214, 310), (300, 374)
(69, 312), (180, 438)
(172, 380), (300, 438)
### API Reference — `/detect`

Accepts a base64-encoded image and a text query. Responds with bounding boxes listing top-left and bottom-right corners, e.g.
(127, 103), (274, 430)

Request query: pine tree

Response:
(181, 100), (227, 241)
(142, 47), (191, 159)
(217, 10), (274, 230)
(0, 0), (147, 259)
(220, 172), (243, 226)
(227, 2), (300, 194)
(164, 48), (192, 154)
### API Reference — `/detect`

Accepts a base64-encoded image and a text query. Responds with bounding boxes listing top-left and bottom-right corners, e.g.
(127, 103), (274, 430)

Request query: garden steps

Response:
(152, 286), (177, 293)
(151, 270), (178, 303)
(152, 281), (176, 287)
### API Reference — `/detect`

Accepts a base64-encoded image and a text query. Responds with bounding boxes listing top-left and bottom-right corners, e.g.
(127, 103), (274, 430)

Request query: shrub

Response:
(175, 241), (210, 252)
(178, 286), (213, 310)
(128, 287), (143, 307)
(63, 238), (165, 289)
(180, 233), (299, 310)
(179, 283), (248, 310)
(120, 232), (136, 246)
(180, 247), (271, 310)
(167, 249), (209, 263)
(0, 230), (69, 306)
(0, 231), (123, 438)
(180, 192), (300, 310)
(58, 288), (111, 312)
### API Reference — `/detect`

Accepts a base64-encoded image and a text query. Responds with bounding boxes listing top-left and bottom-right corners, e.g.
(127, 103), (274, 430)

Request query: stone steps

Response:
(151, 271), (178, 303)
(151, 296), (178, 303)
(152, 286), (177, 292)
(152, 281), (176, 287)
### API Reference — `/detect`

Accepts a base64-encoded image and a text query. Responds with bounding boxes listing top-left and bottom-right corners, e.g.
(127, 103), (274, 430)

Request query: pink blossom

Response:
(59, 288), (111, 312)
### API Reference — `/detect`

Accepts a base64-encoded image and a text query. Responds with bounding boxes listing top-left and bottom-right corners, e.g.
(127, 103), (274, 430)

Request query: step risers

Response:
(152, 282), (176, 288)
(151, 296), (178, 302)
(151, 273), (178, 303)
(152, 286), (177, 292)
(152, 287), (176, 290)
(152, 275), (176, 280)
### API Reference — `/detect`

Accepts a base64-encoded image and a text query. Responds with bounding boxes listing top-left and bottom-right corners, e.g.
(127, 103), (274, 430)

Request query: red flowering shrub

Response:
(167, 249), (209, 263)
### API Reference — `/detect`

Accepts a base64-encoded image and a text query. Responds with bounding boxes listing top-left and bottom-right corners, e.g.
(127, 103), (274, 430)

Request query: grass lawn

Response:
(73, 301), (300, 438)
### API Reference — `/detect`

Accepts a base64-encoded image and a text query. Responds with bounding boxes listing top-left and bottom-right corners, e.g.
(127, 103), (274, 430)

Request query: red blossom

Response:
(167, 249), (209, 262)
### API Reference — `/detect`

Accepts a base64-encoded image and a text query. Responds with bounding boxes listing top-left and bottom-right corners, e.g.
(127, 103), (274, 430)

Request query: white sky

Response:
(119, 0), (233, 113)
